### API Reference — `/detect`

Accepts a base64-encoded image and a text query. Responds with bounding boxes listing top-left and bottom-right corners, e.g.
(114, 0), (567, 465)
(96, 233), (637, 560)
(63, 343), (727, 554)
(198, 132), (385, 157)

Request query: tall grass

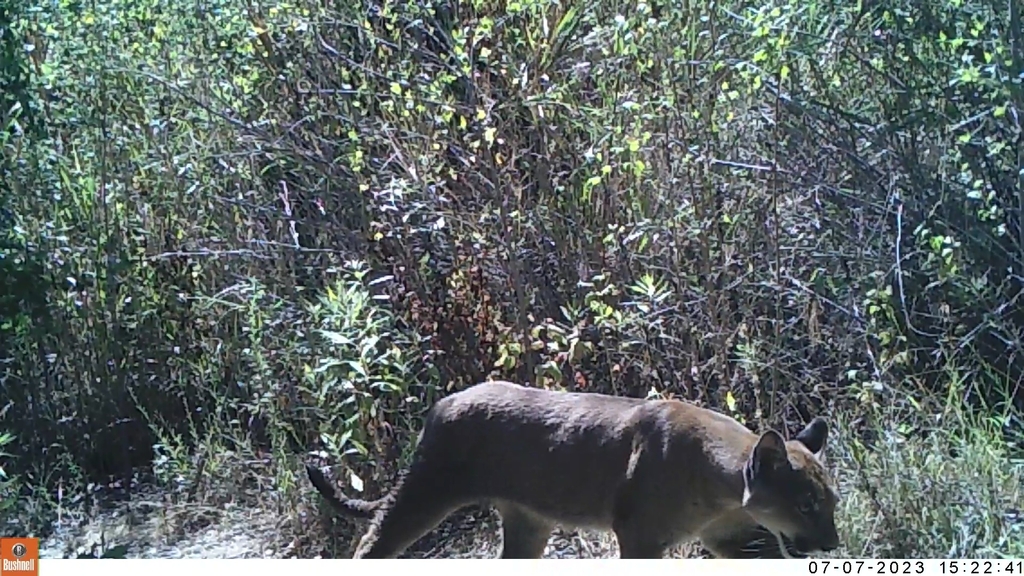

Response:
(835, 390), (1023, 558)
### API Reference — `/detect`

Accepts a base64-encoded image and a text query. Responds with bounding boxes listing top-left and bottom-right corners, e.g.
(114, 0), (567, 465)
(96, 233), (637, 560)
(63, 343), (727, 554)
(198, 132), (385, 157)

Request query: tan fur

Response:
(306, 380), (841, 559)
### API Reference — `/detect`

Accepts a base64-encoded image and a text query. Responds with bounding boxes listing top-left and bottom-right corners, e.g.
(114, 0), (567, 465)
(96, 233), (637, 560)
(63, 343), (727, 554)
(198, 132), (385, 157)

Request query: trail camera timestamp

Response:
(808, 560), (926, 574)
(807, 561), (1023, 576)
(940, 561), (1023, 575)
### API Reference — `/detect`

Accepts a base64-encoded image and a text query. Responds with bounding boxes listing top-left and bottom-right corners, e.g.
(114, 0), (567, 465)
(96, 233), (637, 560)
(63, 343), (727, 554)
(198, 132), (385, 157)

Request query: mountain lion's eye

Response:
(799, 500), (815, 515)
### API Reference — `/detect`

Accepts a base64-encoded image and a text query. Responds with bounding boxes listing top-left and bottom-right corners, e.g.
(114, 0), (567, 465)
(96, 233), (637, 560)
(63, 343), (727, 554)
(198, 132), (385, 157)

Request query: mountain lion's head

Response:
(740, 417), (840, 557)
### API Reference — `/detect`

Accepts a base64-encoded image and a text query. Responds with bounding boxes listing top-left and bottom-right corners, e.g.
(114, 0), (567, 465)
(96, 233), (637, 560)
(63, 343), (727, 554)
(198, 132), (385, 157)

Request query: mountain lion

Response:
(306, 380), (840, 558)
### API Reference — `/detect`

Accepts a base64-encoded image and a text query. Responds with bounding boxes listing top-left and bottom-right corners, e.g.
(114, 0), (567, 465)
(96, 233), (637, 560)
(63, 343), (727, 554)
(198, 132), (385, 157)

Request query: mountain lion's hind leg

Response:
(495, 503), (554, 559)
(615, 535), (666, 559)
(352, 473), (462, 558)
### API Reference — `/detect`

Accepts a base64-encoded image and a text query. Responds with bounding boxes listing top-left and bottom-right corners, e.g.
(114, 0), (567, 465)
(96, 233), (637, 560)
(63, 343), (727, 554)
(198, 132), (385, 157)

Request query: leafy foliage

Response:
(2, 0), (1022, 558)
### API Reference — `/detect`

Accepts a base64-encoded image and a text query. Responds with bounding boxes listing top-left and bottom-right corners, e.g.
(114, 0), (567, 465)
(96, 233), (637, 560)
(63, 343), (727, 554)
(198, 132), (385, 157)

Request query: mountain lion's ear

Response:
(747, 429), (789, 480)
(794, 417), (829, 456)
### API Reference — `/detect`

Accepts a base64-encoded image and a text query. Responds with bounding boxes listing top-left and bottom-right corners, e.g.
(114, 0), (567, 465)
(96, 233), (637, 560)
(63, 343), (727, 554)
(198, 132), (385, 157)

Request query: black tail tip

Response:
(305, 462), (325, 483)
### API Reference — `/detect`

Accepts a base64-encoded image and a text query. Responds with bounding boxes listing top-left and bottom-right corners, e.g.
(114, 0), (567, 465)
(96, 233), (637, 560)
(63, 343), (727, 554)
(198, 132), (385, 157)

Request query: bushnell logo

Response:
(0, 538), (38, 576)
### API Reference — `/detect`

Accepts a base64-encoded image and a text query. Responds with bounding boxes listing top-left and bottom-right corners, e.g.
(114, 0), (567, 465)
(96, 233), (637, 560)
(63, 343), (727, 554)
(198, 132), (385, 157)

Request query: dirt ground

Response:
(34, 483), (703, 559)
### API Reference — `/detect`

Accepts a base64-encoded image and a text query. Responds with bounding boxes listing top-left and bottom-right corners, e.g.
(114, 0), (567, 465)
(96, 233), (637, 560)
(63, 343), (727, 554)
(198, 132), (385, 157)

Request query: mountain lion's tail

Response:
(305, 463), (384, 519)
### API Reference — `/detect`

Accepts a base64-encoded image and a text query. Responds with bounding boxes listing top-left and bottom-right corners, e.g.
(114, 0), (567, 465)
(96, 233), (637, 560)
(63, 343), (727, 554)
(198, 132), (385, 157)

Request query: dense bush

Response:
(1, 0), (1022, 558)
